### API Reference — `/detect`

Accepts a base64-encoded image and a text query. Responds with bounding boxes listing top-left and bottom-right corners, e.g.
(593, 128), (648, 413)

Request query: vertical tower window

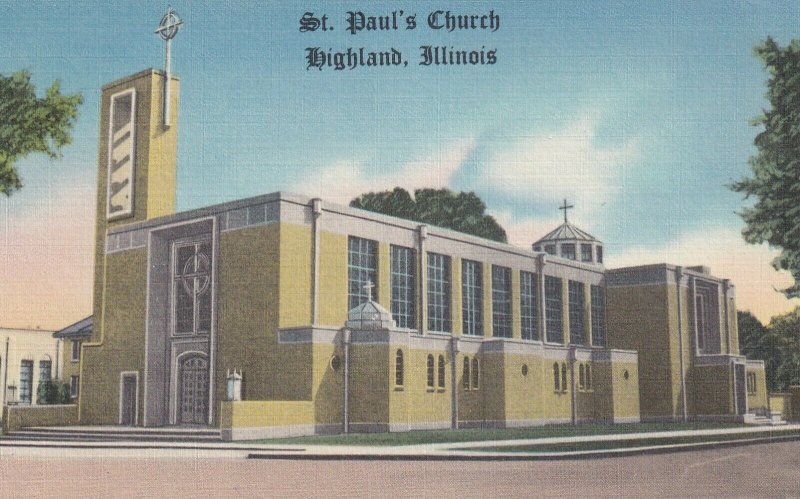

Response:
(492, 266), (512, 338)
(568, 281), (585, 345)
(427, 253), (452, 332)
(426, 354), (435, 388)
(395, 349), (404, 387)
(591, 285), (606, 347)
(390, 245), (416, 329)
(545, 276), (563, 343)
(520, 271), (539, 341)
(106, 89), (136, 220)
(437, 355), (446, 389)
(461, 260), (483, 336)
(348, 236), (378, 311)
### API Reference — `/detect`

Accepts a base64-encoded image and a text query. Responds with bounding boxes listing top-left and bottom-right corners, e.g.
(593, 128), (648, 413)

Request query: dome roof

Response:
(346, 299), (396, 330)
(533, 221), (598, 245)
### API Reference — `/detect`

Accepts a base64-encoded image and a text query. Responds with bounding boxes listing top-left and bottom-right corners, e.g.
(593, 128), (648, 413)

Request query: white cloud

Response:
(290, 138), (476, 205)
(483, 112), (638, 208)
(610, 228), (800, 324)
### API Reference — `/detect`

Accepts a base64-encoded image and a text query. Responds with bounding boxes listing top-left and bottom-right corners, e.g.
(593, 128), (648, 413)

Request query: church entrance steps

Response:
(4, 426), (222, 443)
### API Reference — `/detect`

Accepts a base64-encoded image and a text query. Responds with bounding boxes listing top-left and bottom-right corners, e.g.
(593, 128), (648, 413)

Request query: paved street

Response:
(1, 440), (799, 498)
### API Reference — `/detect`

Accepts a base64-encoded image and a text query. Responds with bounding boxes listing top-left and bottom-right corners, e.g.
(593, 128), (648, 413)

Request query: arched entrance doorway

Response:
(178, 354), (209, 425)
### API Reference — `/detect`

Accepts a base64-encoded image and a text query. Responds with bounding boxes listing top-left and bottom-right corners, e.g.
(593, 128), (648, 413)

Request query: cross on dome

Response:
(559, 199), (574, 223)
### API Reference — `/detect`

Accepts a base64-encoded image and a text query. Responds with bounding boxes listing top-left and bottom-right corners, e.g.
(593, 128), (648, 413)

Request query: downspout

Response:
(3, 337), (9, 407)
(342, 327), (351, 434)
(450, 336), (458, 429)
(418, 225), (428, 335)
(569, 345), (577, 425)
(311, 199), (322, 325)
(675, 267), (688, 422)
(536, 254), (547, 342)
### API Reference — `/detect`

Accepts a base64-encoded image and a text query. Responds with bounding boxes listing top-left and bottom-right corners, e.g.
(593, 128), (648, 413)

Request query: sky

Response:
(2, 0), (800, 329)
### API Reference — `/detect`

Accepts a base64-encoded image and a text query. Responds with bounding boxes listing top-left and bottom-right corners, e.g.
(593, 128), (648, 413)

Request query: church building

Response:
(73, 68), (767, 440)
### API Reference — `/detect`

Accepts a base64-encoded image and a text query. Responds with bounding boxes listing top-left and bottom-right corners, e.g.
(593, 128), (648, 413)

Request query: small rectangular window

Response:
(561, 244), (576, 260)
(596, 245), (603, 263)
(581, 244), (592, 262)
(544, 244), (556, 256)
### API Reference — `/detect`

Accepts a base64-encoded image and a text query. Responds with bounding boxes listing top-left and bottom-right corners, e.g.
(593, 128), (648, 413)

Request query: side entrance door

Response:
(120, 374), (137, 426)
(178, 355), (209, 425)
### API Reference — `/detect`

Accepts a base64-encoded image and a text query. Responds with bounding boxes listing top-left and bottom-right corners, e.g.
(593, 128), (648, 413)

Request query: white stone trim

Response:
(221, 424), (315, 441)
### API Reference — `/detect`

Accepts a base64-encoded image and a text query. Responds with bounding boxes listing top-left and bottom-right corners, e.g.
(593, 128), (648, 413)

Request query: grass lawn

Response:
(246, 422), (748, 446)
(467, 428), (800, 453)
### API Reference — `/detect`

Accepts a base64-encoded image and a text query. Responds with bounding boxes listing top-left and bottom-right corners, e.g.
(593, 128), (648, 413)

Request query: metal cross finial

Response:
(363, 281), (375, 300)
(155, 7), (183, 127)
(559, 199), (574, 223)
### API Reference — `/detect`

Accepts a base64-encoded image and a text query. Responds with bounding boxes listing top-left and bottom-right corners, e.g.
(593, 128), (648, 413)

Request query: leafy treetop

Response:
(350, 187), (508, 243)
(0, 70), (83, 196)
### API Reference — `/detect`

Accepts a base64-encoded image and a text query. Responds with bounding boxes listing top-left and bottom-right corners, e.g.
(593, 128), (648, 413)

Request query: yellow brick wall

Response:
(80, 249), (148, 424)
(317, 231), (348, 326)
(746, 366), (768, 412)
(688, 365), (732, 416)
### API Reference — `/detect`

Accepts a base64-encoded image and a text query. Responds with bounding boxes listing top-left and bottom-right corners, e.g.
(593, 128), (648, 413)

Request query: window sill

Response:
(437, 388), (446, 393)
(426, 387), (435, 392)
(393, 386), (404, 392)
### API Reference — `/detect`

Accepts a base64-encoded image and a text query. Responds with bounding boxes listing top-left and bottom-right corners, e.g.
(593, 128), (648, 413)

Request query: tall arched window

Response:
(471, 358), (480, 389)
(553, 363), (560, 391)
(463, 357), (471, 390)
(395, 349), (404, 387)
(426, 354), (434, 388)
(579, 364), (586, 390)
(561, 363), (568, 393)
(438, 355), (446, 389)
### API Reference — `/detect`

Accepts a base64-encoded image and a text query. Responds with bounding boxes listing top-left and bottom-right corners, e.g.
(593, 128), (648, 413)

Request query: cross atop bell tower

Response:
(155, 7), (183, 127)
(559, 199), (574, 224)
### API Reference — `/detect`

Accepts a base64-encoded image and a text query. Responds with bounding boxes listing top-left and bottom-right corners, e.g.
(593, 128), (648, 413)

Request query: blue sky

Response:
(2, 1), (800, 327)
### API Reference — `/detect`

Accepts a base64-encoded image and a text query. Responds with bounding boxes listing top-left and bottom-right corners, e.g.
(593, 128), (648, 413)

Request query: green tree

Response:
(351, 187), (507, 242)
(0, 70), (82, 196)
(738, 311), (780, 390)
(731, 38), (800, 297)
(766, 307), (800, 391)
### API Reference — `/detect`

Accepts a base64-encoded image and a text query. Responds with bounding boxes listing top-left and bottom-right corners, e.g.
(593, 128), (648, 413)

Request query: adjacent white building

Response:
(0, 328), (62, 408)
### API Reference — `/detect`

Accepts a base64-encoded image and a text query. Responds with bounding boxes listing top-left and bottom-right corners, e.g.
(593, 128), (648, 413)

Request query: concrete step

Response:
(5, 426), (222, 443)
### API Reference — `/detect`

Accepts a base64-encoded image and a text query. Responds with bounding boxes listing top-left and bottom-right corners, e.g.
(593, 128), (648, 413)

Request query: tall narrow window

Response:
(391, 245), (416, 329)
(438, 355), (446, 389)
(427, 253), (452, 332)
(461, 260), (483, 336)
(596, 245), (603, 264)
(70, 375), (79, 398)
(471, 358), (480, 389)
(561, 363), (568, 393)
(553, 363), (560, 391)
(568, 281), (585, 345)
(173, 238), (212, 336)
(39, 360), (52, 385)
(545, 276), (563, 343)
(462, 357), (471, 389)
(106, 89), (136, 220)
(348, 236), (378, 311)
(579, 364), (586, 390)
(19, 360), (33, 404)
(520, 271), (538, 341)
(426, 354), (435, 388)
(492, 266), (512, 338)
(71, 340), (81, 362)
(395, 349), (404, 387)
(591, 285), (606, 347)
(586, 363), (592, 390)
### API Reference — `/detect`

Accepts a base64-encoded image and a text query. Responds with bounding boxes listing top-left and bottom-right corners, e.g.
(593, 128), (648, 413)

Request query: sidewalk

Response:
(2, 424), (799, 460)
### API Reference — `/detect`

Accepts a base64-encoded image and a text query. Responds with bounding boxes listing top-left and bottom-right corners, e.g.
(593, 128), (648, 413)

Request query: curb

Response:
(246, 434), (800, 461)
